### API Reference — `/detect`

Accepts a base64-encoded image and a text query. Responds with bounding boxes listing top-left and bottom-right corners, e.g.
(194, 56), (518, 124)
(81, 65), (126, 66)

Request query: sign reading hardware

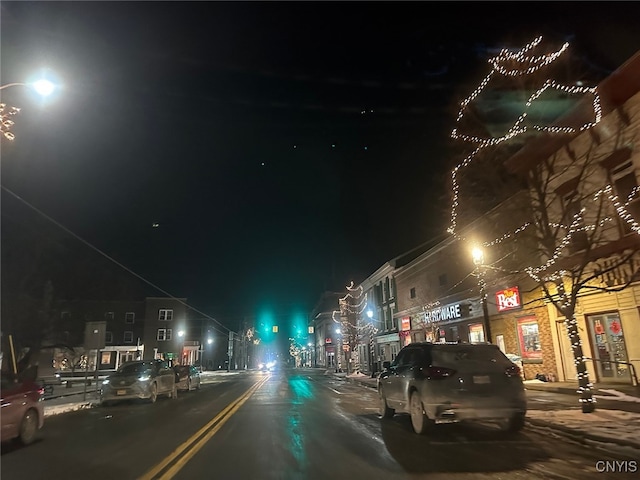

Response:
(425, 303), (462, 323)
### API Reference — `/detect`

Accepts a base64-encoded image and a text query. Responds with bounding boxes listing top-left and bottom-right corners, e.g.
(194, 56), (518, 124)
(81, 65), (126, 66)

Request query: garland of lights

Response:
(0, 103), (20, 141)
(448, 36), (602, 238)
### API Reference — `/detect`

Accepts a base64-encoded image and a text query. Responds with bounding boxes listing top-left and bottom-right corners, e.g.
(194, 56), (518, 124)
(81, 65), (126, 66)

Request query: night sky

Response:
(3, 2), (640, 328)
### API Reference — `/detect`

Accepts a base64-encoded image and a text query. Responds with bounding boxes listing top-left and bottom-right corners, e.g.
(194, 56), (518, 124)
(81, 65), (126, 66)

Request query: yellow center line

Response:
(138, 375), (269, 480)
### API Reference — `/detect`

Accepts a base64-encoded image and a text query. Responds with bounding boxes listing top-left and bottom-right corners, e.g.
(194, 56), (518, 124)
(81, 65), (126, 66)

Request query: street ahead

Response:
(2, 368), (638, 480)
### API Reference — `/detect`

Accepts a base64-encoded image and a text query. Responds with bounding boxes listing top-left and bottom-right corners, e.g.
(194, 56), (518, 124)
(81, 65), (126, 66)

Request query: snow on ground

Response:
(527, 409), (640, 447)
(595, 389), (640, 403)
(44, 401), (95, 417)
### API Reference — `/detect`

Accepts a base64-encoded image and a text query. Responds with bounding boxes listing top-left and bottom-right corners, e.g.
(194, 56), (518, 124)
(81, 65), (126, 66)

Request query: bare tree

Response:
(449, 38), (640, 412)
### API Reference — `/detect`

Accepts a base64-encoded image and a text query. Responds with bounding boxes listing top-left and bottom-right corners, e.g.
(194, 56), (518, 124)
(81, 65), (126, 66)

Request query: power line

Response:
(1, 185), (230, 334)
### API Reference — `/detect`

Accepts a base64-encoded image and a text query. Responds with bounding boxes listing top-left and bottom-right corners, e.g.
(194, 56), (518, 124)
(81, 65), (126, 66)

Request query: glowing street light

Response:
(1, 75), (59, 141)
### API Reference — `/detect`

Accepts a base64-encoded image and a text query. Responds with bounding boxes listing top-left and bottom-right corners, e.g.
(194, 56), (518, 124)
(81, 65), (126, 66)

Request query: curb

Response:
(525, 417), (640, 451)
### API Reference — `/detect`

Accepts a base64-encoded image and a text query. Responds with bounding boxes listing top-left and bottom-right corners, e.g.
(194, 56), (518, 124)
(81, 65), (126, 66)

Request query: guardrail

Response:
(585, 357), (638, 387)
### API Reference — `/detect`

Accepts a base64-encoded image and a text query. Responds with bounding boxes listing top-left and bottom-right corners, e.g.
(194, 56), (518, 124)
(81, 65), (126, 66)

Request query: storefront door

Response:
(587, 313), (631, 383)
(556, 320), (577, 381)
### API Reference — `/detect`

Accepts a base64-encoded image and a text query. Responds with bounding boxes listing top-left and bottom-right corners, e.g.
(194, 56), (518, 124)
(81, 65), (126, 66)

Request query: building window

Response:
(611, 161), (640, 234)
(157, 328), (173, 341)
(105, 331), (113, 344)
(562, 191), (588, 252)
(124, 331), (134, 343)
(468, 323), (485, 343)
(517, 317), (542, 361)
(159, 309), (173, 321)
(410, 287), (416, 299)
(105, 312), (114, 321)
(125, 312), (135, 323)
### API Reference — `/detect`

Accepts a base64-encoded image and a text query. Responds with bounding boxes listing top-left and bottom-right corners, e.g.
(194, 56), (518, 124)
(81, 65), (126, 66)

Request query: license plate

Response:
(473, 375), (491, 384)
(117, 390), (127, 395)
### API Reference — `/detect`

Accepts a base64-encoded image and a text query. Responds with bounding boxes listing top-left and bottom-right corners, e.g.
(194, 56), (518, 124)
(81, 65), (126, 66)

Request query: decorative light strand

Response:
(0, 103), (21, 141)
(448, 36), (602, 238)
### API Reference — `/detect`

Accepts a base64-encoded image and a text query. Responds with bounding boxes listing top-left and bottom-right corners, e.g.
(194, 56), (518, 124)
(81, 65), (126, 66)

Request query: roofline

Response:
(504, 49), (640, 175)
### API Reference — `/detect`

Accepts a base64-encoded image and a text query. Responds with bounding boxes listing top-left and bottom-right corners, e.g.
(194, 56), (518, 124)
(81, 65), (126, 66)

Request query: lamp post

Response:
(177, 330), (185, 365)
(366, 310), (378, 376)
(1, 78), (57, 141)
(472, 247), (492, 343)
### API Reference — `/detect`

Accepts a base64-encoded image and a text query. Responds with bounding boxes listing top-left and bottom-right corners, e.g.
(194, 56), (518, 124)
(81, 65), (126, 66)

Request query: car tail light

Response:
(422, 366), (456, 379)
(505, 364), (521, 378)
(38, 387), (45, 396)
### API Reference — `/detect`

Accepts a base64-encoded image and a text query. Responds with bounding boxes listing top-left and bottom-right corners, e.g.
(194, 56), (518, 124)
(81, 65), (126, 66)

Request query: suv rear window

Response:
(431, 345), (511, 365)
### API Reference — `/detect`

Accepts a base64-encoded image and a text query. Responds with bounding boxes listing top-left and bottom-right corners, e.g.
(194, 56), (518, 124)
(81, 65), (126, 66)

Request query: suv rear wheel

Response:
(501, 412), (525, 433)
(379, 389), (395, 419)
(409, 391), (433, 435)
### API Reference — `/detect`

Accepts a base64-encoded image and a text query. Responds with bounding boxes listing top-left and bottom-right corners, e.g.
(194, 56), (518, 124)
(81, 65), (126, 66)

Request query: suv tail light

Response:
(422, 366), (456, 380)
(505, 364), (521, 378)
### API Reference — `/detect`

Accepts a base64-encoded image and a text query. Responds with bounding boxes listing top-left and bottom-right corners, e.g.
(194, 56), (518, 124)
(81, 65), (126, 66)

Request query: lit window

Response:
(517, 317), (542, 360)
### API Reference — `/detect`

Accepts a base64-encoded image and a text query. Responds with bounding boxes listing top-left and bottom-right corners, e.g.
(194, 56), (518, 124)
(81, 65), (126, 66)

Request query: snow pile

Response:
(527, 409), (640, 448)
(595, 389), (640, 403)
(44, 401), (95, 417)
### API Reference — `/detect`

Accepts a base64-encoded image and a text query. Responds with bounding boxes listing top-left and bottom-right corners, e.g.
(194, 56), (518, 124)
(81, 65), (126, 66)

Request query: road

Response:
(2, 368), (638, 480)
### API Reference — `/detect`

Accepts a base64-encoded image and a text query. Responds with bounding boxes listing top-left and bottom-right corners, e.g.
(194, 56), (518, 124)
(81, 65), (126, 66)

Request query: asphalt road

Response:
(2, 368), (638, 480)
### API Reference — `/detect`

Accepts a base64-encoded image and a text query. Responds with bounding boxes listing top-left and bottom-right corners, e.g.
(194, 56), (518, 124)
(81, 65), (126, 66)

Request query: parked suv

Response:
(100, 360), (177, 405)
(378, 342), (526, 434)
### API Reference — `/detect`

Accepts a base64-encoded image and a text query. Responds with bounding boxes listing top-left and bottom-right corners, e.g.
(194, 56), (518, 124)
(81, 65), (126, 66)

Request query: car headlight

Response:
(102, 379), (110, 385)
(138, 375), (151, 382)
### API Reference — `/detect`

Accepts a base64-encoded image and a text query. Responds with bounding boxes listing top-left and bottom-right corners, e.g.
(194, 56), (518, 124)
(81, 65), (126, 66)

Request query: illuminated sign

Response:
(401, 317), (411, 331)
(496, 287), (521, 311)
(425, 303), (462, 323)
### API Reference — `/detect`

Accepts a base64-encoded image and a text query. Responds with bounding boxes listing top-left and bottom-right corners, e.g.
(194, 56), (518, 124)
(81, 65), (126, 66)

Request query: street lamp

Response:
(178, 330), (185, 365)
(472, 246), (492, 343)
(1, 77), (58, 141)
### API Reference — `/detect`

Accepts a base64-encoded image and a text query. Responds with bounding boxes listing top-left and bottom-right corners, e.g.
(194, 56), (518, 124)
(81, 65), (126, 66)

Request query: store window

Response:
(587, 312), (630, 382)
(468, 323), (485, 343)
(516, 316), (542, 361)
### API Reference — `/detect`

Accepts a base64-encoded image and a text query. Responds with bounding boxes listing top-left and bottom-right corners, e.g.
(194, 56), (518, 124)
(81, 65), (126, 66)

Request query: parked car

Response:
(100, 360), (177, 405)
(1, 375), (45, 445)
(378, 342), (527, 434)
(173, 365), (201, 392)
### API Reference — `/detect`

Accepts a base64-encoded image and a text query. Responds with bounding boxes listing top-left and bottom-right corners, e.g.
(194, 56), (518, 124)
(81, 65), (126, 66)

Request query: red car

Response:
(1, 375), (45, 445)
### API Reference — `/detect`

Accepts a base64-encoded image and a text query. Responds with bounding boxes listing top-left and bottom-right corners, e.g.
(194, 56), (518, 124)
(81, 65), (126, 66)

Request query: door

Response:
(556, 320), (577, 381)
(587, 313), (631, 383)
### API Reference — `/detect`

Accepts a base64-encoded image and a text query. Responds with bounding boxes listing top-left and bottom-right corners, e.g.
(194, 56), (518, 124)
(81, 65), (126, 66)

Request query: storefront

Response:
(492, 285), (559, 381)
(375, 332), (400, 369)
(550, 285), (640, 385)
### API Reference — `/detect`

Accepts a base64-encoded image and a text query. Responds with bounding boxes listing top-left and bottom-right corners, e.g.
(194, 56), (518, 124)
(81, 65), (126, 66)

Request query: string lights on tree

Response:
(448, 36), (602, 238)
(445, 36), (630, 413)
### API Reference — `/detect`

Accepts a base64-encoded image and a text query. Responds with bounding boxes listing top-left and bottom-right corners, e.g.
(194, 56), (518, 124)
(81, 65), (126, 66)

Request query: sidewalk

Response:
(332, 370), (640, 451)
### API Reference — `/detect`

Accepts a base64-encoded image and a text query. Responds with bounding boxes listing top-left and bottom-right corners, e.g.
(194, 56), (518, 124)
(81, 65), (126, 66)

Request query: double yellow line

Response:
(139, 376), (269, 480)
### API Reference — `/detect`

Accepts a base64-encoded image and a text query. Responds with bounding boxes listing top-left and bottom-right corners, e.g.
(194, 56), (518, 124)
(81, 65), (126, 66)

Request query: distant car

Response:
(258, 361), (276, 372)
(100, 360), (177, 405)
(378, 342), (527, 434)
(173, 365), (201, 392)
(1, 375), (45, 445)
